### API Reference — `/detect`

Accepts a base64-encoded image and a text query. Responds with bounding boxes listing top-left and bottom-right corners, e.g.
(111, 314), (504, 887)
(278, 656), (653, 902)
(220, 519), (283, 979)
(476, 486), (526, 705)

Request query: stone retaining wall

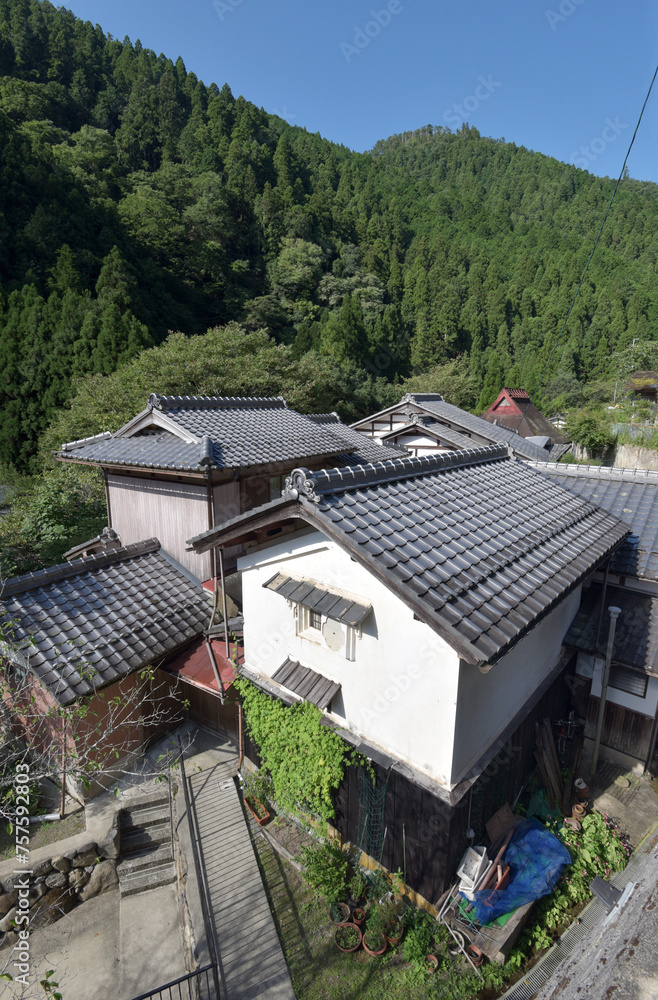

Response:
(0, 795), (120, 953)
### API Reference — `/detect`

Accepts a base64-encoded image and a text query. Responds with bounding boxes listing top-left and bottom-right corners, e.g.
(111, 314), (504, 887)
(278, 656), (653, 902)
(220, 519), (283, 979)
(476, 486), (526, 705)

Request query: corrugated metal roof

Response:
(264, 572), (372, 626)
(0, 540), (211, 705)
(272, 656), (341, 710)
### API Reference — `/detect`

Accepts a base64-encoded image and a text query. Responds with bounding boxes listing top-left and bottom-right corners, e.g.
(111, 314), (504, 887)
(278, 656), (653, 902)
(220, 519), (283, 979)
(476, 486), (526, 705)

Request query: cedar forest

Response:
(1, 0), (658, 572)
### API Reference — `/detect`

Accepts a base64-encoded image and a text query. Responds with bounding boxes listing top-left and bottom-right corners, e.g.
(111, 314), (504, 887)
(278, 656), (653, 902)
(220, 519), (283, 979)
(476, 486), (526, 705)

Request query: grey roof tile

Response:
(531, 462), (658, 581)
(59, 396), (400, 474)
(0, 541), (210, 705)
(280, 446), (629, 663)
(565, 583), (658, 675)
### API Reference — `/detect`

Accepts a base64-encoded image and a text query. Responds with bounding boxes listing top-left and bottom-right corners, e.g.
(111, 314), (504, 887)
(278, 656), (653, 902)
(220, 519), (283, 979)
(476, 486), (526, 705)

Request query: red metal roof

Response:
(163, 637), (242, 695)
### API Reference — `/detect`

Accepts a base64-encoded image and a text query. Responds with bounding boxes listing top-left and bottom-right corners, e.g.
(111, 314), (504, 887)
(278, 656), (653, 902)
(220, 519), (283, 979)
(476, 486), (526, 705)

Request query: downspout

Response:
(591, 606), (621, 775)
(595, 558), (612, 648)
(103, 470), (112, 529)
(219, 546), (231, 660)
(238, 702), (243, 770)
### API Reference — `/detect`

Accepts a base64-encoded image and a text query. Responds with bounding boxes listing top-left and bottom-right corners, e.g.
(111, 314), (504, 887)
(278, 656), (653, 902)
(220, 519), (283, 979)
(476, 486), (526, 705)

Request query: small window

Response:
(609, 665), (648, 698)
(309, 609), (322, 631)
(270, 476), (282, 501)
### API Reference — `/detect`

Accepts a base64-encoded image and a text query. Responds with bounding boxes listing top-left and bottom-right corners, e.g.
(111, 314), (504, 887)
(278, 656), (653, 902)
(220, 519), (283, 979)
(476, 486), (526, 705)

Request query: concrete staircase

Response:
(117, 788), (177, 897)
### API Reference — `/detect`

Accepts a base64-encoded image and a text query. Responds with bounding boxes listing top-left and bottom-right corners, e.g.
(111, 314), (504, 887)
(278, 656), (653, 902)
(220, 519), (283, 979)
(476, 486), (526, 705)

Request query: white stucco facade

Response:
(239, 529), (460, 787)
(451, 587), (582, 785)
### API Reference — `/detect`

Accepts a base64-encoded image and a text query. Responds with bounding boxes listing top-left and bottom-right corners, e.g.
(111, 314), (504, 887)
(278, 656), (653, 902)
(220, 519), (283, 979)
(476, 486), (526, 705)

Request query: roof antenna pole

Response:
(219, 547), (230, 660)
(591, 606), (621, 776)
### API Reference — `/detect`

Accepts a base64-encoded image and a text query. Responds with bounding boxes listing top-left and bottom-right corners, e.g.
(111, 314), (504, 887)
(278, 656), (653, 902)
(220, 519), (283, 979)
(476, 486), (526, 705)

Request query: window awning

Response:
(263, 572), (372, 627)
(272, 657), (341, 711)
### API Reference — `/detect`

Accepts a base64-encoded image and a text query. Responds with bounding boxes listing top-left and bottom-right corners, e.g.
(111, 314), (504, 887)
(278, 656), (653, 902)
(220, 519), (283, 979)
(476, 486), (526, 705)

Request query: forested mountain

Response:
(1, 0), (657, 471)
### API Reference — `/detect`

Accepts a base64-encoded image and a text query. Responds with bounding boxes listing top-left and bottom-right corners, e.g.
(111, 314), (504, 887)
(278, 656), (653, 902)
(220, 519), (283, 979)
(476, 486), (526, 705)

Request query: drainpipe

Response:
(591, 606), (621, 775)
(218, 547), (231, 660)
(595, 559), (611, 648)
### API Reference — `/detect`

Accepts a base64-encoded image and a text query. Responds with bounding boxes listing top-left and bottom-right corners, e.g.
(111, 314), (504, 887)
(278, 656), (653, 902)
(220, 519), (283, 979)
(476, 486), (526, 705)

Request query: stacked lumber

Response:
(534, 718), (568, 812)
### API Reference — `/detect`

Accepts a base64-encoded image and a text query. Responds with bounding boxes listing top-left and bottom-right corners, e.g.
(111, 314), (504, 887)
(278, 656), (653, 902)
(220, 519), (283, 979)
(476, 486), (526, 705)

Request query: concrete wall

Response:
(239, 530), (461, 787)
(571, 442), (658, 472)
(451, 586), (582, 785)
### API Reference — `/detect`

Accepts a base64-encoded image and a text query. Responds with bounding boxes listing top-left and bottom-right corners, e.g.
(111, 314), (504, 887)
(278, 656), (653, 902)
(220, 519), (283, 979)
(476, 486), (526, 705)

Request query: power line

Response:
(513, 62), (658, 435)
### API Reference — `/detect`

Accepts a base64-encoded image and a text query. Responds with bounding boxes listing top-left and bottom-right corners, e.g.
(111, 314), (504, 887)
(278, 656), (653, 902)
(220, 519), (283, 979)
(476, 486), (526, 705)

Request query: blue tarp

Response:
(471, 818), (572, 924)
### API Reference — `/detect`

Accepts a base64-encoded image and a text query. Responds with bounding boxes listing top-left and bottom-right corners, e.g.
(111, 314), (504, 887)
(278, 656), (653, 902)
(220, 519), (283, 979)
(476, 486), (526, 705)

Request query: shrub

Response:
(298, 841), (349, 904)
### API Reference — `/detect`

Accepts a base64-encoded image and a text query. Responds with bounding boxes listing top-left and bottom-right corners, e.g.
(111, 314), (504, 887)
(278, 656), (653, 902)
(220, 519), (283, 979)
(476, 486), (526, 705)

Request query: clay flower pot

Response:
(329, 902), (351, 926)
(362, 931), (387, 957)
(574, 778), (590, 802)
(334, 922), (362, 953)
(352, 907), (366, 927)
(384, 925), (403, 945)
(467, 943), (484, 967)
(572, 802), (586, 821)
(424, 954), (438, 973)
(245, 797), (270, 826)
(563, 816), (581, 832)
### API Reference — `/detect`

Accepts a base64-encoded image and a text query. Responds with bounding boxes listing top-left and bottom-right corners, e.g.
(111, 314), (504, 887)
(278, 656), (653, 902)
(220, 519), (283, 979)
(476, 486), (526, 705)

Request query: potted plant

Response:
(363, 904), (388, 956)
(242, 770), (272, 826)
(329, 902), (351, 925)
(380, 896), (405, 944)
(334, 922), (362, 953)
(352, 906), (366, 927)
(424, 954), (439, 973)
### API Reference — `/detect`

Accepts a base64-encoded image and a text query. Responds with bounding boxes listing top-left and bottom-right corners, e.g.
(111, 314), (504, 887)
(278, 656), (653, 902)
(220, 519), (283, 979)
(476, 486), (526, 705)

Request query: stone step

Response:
(119, 862), (177, 897)
(117, 843), (173, 878)
(121, 804), (170, 832)
(122, 823), (171, 855)
(121, 788), (170, 813)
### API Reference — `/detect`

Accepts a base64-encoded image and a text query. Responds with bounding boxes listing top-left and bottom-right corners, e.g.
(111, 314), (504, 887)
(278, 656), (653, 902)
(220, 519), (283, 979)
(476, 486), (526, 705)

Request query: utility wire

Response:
(512, 63), (658, 435)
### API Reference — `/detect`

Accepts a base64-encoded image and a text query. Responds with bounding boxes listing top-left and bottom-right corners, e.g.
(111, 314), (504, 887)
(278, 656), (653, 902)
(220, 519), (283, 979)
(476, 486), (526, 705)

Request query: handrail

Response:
(129, 963), (216, 1000)
(177, 737), (222, 999)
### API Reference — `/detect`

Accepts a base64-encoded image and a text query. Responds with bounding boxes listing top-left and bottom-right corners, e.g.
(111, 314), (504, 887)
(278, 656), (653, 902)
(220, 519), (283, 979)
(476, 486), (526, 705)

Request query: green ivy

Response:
(235, 676), (359, 822)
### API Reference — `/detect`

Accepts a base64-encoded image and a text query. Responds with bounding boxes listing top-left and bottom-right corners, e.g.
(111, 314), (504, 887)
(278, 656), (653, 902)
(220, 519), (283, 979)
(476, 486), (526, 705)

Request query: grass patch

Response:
(252, 826), (516, 1000)
(0, 809), (85, 861)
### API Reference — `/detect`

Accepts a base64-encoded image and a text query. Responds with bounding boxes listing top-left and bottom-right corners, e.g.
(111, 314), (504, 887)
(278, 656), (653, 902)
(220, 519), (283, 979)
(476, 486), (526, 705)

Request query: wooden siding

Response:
(585, 695), (655, 762)
(108, 475), (211, 578)
(182, 682), (240, 738)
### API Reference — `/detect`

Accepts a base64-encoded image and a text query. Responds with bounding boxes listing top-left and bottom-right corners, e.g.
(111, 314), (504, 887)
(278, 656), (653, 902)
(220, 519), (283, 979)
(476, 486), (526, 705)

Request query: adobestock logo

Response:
(340, 0), (413, 64)
(571, 117), (628, 170)
(443, 75), (502, 128)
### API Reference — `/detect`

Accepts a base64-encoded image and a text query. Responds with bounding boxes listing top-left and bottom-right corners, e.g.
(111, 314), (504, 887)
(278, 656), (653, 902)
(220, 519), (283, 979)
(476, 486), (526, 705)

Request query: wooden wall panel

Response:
(586, 696), (654, 761)
(108, 475), (211, 579)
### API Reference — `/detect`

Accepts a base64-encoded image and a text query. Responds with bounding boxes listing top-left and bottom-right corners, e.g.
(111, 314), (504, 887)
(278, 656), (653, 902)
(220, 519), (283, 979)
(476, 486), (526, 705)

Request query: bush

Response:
(298, 841), (349, 904)
(566, 411), (615, 455)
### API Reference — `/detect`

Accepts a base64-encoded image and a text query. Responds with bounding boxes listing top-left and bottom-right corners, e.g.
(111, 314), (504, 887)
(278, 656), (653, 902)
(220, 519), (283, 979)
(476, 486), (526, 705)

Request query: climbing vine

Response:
(234, 676), (360, 822)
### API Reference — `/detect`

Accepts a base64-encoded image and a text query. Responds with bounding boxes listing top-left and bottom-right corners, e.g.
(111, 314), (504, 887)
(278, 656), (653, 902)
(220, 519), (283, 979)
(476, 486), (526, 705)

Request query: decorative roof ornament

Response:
(283, 468), (319, 503)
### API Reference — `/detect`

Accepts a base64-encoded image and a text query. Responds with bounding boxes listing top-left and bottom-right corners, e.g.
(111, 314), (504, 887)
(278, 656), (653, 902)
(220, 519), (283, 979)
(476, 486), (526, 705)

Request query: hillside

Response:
(1, 0), (657, 470)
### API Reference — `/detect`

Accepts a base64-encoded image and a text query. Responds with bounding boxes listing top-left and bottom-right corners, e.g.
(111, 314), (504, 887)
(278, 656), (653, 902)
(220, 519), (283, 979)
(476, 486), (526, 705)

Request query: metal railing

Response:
(177, 737), (223, 1000)
(129, 964), (216, 1000)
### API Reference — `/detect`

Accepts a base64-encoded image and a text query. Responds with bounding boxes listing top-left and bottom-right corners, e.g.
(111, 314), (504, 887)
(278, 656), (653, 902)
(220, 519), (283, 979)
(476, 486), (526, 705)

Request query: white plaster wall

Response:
(451, 587), (582, 785)
(576, 653), (658, 718)
(239, 530), (460, 786)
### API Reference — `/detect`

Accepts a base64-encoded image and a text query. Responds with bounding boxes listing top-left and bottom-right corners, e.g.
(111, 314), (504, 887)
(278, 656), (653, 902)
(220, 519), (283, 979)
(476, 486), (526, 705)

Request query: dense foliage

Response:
(234, 675), (358, 822)
(1, 0), (658, 472)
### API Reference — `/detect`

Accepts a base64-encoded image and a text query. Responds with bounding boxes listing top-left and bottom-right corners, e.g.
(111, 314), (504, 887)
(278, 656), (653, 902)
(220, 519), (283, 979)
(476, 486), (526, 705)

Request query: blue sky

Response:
(66, 0), (658, 182)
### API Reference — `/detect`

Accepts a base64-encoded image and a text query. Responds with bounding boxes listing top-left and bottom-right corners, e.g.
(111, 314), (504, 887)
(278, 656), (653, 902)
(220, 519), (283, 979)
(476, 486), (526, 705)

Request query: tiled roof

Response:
(0, 540), (211, 705)
(531, 462), (658, 581)
(190, 446), (629, 666)
(403, 395), (565, 462)
(381, 418), (476, 452)
(272, 656), (341, 710)
(564, 583), (658, 676)
(58, 396), (350, 472)
(264, 573), (372, 626)
(305, 412), (409, 464)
